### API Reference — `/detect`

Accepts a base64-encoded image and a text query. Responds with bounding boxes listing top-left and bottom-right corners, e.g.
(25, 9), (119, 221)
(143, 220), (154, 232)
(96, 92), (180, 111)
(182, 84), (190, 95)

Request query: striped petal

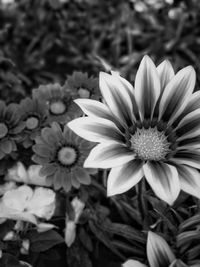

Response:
(122, 259), (147, 267)
(170, 150), (200, 169)
(176, 165), (200, 199)
(68, 117), (124, 143)
(107, 160), (143, 196)
(135, 55), (161, 120)
(175, 109), (200, 141)
(177, 136), (200, 150)
(84, 142), (135, 168)
(99, 72), (134, 126)
(74, 99), (123, 131)
(157, 60), (175, 93)
(158, 66), (196, 125)
(147, 231), (175, 267)
(143, 162), (180, 205)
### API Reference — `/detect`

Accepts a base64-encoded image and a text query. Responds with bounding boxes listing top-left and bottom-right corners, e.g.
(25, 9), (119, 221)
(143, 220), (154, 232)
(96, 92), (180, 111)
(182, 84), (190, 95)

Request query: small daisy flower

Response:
(32, 83), (82, 124)
(123, 231), (199, 267)
(32, 122), (95, 192)
(0, 185), (56, 224)
(64, 71), (100, 100)
(68, 55), (200, 205)
(19, 98), (48, 148)
(0, 101), (24, 159)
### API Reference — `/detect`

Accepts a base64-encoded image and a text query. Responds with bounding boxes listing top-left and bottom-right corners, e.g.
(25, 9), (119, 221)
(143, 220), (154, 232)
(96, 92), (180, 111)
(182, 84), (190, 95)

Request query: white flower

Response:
(6, 162), (51, 187)
(0, 185), (56, 224)
(68, 55), (200, 205)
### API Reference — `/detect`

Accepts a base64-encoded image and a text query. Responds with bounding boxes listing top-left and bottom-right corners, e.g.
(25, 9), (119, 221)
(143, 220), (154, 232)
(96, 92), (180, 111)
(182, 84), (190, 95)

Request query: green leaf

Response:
(28, 230), (64, 252)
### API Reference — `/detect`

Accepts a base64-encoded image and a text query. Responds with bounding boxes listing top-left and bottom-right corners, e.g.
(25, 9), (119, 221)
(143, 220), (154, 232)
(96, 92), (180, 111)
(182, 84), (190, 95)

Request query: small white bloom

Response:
(20, 239), (30, 255)
(0, 181), (17, 196)
(71, 197), (85, 223)
(65, 220), (76, 247)
(6, 162), (50, 187)
(37, 222), (56, 233)
(3, 231), (16, 241)
(0, 185), (56, 224)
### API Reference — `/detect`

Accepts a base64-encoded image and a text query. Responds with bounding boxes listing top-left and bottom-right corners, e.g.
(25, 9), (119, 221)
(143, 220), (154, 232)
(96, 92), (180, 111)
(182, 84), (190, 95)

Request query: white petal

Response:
(84, 142), (135, 168)
(147, 231), (175, 267)
(3, 185), (33, 212)
(177, 165), (200, 199)
(99, 72), (134, 125)
(135, 55), (160, 120)
(68, 117), (124, 143)
(143, 162), (180, 205)
(157, 60), (175, 92)
(122, 259), (147, 267)
(107, 160), (143, 196)
(158, 66), (196, 125)
(175, 109), (200, 141)
(170, 150), (200, 169)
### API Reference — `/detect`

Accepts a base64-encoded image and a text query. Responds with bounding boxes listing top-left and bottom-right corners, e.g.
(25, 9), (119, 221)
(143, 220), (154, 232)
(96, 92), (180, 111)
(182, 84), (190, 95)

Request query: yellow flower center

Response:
(26, 117), (39, 130)
(131, 127), (170, 161)
(0, 123), (8, 138)
(50, 101), (66, 115)
(58, 146), (77, 166)
(78, 88), (90, 98)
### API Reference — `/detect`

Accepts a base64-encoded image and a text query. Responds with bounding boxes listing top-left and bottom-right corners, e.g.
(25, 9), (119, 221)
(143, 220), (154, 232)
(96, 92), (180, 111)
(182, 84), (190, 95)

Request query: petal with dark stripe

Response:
(176, 165), (200, 199)
(107, 160), (143, 196)
(99, 72), (134, 126)
(157, 60), (175, 93)
(68, 117), (124, 143)
(135, 55), (160, 120)
(143, 162), (180, 205)
(158, 66), (196, 125)
(147, 231), (175, 267)
(170, 150), (200, 169)
(84, 142), (135, 168)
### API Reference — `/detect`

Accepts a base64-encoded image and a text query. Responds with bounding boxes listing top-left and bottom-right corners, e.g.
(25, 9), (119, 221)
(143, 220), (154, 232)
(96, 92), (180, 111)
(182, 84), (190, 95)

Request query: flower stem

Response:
(137, 179), (149, 229)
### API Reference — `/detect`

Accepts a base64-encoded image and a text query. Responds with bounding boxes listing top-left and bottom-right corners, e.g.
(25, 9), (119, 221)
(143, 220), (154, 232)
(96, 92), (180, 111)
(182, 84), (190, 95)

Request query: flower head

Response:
(32, 122), (95, 192)
(123, 231), (199, 267)
(0, 185), (56, 224)
(32, 83), (82, 124)
(68, 55), (200, 205)
(64, 71), (100, 100)
(0, 101), (24, 159)
(19, 97), (48, 147)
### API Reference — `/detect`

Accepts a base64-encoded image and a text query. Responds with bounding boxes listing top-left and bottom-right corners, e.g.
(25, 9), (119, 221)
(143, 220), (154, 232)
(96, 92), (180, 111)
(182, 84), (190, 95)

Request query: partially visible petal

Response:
(99, 72), (134, 125)
(177, 136), (200, 150)
(135, 55), (161, 120)
(169, 259), (187, 267)
(84, 142), (135, 168)
(175, 109), (200, 141)
(107, 160), (143, 196)
(122, 259), (147, 267)
(147, 231), (176, 267)
(74, 99), (123, 131)
(170, 150), (200, 169)
(157, 60), (175, 92)
(68, 117), (124, 143)
(176, 165), (200, 199)
(143, 162), (180, 205)
(158, 66), (196, 125)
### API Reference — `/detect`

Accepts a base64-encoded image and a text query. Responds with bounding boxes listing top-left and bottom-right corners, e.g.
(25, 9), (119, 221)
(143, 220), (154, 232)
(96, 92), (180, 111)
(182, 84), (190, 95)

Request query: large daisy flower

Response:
(19, 98), (48, 148)
(32, 83), (82, 124)
(32, 122), (95, 192)
(68, 55), (200, 205)
(123, 231), (200, 267)
(64, 71), (100, 100)
(0, 101), (24, 159)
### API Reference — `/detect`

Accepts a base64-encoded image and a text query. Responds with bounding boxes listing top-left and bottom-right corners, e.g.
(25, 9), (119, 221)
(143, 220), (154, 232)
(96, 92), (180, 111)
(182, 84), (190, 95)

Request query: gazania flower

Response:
(68, 55), (200, 205)
(32, 83), (82, 124)
(0, 185), (56, 224)
(64, 71), (100, 100)
(123, 231), (200, 267)
(32, 122), (95, 192)
(0, 101), (24, 159)
(19, 98), (48, 147)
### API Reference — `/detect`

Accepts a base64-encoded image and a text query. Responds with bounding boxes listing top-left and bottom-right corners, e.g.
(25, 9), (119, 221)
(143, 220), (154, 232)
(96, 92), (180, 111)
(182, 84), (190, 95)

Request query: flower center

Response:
(130, 127), (170, 161)
(0, 123), (8, 138)
(58, 146), (78, 166)
(50, 101), (66, 115)
(25, 117), (39, 130)
(78, 88), (90, 98)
